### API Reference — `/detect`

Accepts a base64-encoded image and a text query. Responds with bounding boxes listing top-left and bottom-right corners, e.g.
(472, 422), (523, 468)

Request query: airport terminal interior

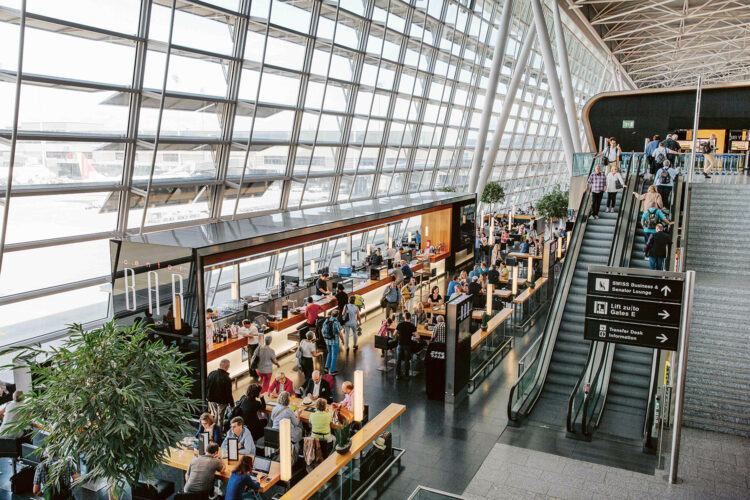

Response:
(0, 0), (749, 499)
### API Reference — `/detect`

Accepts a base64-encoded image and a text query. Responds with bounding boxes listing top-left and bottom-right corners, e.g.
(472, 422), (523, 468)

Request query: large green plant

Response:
(480, 182), (505, 211)
(1, 321), (197, 497)
(535, 186), (569, 221)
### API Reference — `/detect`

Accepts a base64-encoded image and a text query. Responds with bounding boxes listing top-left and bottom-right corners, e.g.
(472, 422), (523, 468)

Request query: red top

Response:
(268, 378), (294, 395)
(306, 303), (323, 324)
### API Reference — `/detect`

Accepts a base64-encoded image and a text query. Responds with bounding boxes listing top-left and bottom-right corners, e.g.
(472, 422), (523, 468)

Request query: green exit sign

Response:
(622, 120), (635, 129)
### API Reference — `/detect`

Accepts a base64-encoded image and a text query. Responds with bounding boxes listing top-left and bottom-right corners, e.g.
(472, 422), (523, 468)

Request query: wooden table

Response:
(416, 323), (434, 339)
(470, 308), (513, 349)
(263, 394), (353, 425)
(162, 446), (280, 492)
(494, 288), (513, 299)
(508, 252), (543, 260)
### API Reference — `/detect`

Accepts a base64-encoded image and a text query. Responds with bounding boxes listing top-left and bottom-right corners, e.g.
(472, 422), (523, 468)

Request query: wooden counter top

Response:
(162, 446), (280, 492)
(513, 277), (548, 304)
(280, 403), (406, 500)
(206, 335), (248, 363)
(508, 252), (543, 260)
(263, 394), (353, 425)
(471, 308), (513, 349)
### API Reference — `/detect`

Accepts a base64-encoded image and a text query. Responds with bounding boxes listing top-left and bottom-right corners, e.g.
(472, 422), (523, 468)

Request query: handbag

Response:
(249, 347), (260, 371)
(615, 178), (622, 190)
(601, 146), (610, 166)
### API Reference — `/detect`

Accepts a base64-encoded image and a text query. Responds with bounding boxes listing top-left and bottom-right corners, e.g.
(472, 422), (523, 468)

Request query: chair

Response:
(132, 480), (175, 500)
(0, 437), (23, 473)
(374, 335), (395, 371)
(173, 492), (209, 500)
(263, 427), (280, 459)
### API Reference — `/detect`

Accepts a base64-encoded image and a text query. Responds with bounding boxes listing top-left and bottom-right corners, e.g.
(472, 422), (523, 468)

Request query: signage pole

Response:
(668, 270), (695, 484)
(687, 75), (702, 184)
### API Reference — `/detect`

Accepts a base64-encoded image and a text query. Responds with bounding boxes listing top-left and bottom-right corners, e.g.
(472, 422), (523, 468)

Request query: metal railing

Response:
(507, 156), (596, 423)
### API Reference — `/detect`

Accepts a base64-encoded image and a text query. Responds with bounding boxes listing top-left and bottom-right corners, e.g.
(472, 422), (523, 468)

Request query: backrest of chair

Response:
(0, 438), (19, 456)
(264, 427), (280, 448)
(21, 443), (40, 465)
(174, 492), (208, 500)
(374, 335), (389, 349)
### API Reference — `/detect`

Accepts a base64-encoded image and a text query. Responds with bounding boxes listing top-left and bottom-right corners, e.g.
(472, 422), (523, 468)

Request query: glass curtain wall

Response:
(0, 0), (609, 344)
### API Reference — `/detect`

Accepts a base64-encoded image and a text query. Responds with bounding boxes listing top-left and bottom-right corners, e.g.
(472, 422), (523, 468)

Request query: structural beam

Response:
(553, 0), (582, 153)
(475, 23), (537, 197)
(530, 0), (574, 174)
(467, 0), (514, 193)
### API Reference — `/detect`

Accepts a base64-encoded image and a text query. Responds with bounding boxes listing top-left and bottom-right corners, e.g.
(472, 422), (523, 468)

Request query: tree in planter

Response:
(437, 186), (457, 192)
(480, 182), (506, 214)
(1, 321), (197, 498)
(535, 186), (569, 225)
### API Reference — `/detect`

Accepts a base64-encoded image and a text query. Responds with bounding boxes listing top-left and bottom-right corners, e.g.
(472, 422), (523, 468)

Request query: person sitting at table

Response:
(501, 230), (509, 244)
(225, 456), (261, 500)
(468, 276), (484, 308)
(267, 372), (294, 397)
(303, 370), (333, 403)
(432, 316), (447, 343)
(446, 274), (461, 299)
(468, 265), (480, 281)
(499, 262), (510, 281)
(222, 416), (256, 456)
(370, 248), (383, 266)
(335, 381), (355, 412)
(309, 398), (334, 443)
(195, 412), (223, 445)
(520, 238), (531, 254)
(240, 383), (267, 441)
(184, 442), (225, 494)
(487, 264), (500, 286)
(427, 286), (443, 310)
(479, 262), (489, 275)
(271, 391), (303, 453)
(412, 302), (427, 325)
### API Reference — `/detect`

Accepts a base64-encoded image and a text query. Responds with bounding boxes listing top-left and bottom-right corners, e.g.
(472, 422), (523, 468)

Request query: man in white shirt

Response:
(239, 319), (260, 378)
(0, 391), (24, 438)
(385, 246), (399, 260)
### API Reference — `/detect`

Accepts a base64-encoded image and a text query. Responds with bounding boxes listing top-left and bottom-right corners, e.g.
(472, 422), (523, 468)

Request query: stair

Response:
(683, 183), (750, 437)
(531, 194), (620, 428)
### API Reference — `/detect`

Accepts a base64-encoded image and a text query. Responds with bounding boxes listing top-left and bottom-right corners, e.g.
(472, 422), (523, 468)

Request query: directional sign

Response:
(585, 319), (679, 351)
(587, 273), (684, 303)
(585, 296), (682, 327)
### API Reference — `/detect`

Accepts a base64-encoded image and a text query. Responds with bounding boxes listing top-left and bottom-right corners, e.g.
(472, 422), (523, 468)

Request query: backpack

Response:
(322, 319), (334, 340)
(654, 148), (666, 166)
(644, 209), (660, 230)
(659, 168), (671, 186)
(401, 284), (412, 301)
(700, 141), (713, 154)
(224, 396), (246, 431)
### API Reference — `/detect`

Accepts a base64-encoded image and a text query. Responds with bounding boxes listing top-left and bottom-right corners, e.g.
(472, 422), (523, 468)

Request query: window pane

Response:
(221, 180), (284, 216)
(128, 185), (210, 228)
(133, 145), (217, 181)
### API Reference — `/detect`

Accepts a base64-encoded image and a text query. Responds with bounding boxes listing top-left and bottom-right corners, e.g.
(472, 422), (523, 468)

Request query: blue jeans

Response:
(396, 345), (410, 377)
(344, 324), (357, 349)
(325, 341), (340, 373)
(649, 257), (664, 270)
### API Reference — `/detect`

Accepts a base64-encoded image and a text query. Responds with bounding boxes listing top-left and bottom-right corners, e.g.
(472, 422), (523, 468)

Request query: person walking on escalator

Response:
(645, 224), (671, 271)
(645, 135), (661, 176)
(586, 164), (607, 219)
(654, 159), (676, 208)
(641, 207), (671, 246)
(594, 137), (622, 171)
(605, 165), (625, 213)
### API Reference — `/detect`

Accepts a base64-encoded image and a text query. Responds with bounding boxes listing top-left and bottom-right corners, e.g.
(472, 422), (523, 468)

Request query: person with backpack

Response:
(654, 159), (676, 208)
(651, 141), (680, 178)
(381, 281), (401, 319)
(206, 359), (234, 425)
(238, 383), (267, 441)
(322, 310), (345, 375)
(701, 134), (717, 178)
(645, 135), (661, 175)
(641, 206), (671, 246)
(594, 137), (622, 171)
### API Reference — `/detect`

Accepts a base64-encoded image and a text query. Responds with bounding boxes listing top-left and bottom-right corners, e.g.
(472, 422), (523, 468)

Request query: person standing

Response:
(335, 284), (349, 317)
(594, 137), (621, 171)
(646, 224), (671, 271)
(605, 165), (625, 213)
(315, 273), (331, 296)
(298, 331), (318, 385)
(663, 133), (681, 166)
(645, 135), (661, 175)
(0, 391), (24, 438)
(305, 296), (323, 337)
(238, 319), (260, 378)
(633, 184), (664, 213)
(414, 230), (421, 248)
(586, 164), (607, 219)
(382, 281), (401, 319)
(702, 133), (717, 179)
(343, 296), (361, 352)
(654, 159), (675, 208)
(396, 312), (417, 380)
(641, 207), (671, 246)
(254, 335), (280, 393)
(239, 383), (267, 441)
(323, 310), (345, 375)
(206, 359), (234, 424)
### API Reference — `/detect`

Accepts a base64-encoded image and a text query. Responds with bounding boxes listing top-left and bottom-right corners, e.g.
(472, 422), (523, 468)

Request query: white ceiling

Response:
(570, 0), (750, 88)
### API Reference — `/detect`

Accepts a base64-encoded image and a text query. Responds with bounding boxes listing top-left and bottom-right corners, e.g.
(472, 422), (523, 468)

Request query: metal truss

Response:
(571, 0), (750, 87)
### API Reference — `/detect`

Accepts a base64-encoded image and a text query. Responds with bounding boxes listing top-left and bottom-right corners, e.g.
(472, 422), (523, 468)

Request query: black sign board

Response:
(585, 319), (679, 351)
(585, 296), (681, 327)
(587, 273), (683, 303)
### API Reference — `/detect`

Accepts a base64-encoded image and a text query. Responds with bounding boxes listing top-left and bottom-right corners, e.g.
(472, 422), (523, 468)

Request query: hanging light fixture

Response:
(341, 250), (347, 266)
(366, 244), (372, 256)
(274, 269), (280, 286)
(310, 259), (316, 274)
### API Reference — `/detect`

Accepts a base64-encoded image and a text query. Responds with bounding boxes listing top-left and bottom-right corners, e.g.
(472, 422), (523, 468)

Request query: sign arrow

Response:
(657, 333), (668, 343)
(661, 285), (671, 296)
(658, 310), (670, 320)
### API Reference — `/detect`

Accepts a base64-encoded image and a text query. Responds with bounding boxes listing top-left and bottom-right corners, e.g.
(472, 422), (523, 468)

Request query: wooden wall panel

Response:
(421, 207), (452, 252)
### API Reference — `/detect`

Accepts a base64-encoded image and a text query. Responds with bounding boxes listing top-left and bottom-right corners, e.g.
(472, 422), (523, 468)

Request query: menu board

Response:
(731, 140), (749, 151)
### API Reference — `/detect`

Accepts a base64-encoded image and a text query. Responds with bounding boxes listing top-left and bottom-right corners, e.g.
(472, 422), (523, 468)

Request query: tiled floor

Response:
(462, 426), (750, 500)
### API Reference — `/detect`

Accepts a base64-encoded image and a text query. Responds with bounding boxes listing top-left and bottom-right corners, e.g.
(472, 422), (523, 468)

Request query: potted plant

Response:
(481, 313), (490, 331)
(1, 321), (197, 499)
(437, 186), (457, 192)
(480, 181), (506, 214)
(334, 418), (353, 454)
(535, 186), (569, 227)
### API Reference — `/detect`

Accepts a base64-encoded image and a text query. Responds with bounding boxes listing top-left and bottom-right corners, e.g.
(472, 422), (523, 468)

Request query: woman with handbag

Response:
(605, 165), (625, 213)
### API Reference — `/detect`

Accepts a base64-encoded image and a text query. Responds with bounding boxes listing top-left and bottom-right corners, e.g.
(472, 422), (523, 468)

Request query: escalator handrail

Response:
(582, 153), (646, 435)
(567, 153), (641, 435)
(507, 157), (597, 422)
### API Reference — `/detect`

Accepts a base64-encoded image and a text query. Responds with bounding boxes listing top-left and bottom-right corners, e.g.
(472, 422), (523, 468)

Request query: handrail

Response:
(507, 156), (597, 423)
(567, 153), (641, 435)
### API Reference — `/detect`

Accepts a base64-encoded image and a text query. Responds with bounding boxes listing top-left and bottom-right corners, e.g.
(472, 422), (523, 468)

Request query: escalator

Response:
(508, 157), (633, 427)
(567, 157), (685, 449)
